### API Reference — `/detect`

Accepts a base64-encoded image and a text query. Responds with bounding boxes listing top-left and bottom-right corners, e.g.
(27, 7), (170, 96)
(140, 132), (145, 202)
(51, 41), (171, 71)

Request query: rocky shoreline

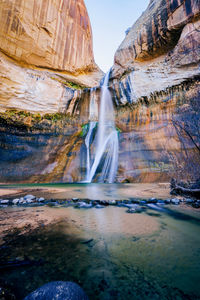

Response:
(1, 193), (200, 209)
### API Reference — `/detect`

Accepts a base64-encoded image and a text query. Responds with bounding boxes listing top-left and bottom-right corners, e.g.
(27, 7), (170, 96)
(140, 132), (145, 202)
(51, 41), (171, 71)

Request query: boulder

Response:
(171, 198), (180, 205)
(0, 200), (9, 204)
(12, 199), (20, 205)
(24, 281), (88, 300)
(38, 197), (45, 202)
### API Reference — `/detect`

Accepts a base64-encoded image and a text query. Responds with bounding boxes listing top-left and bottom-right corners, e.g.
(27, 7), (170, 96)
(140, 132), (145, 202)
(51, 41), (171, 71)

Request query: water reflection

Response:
(86, 183), (118, 200)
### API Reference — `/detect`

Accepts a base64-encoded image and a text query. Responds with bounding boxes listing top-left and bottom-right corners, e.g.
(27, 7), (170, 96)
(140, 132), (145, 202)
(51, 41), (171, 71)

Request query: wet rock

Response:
(99, 200), (109, 206)
(26, 199), (34, 204)
(127, 199), (137, 204)
(95, 204), (105, 209)
(126, 204), (143, 213)
(126, 204), (139, 209)
(19, 198), (24, 204)
(171, 198), (180, 205)
(165, 199), (171, 204)
(148, 198), (158, 204)
(72, 198), (79, 202)
(24, 195), (35, 201)
(38, 197), (45, 202)
(157, 200), (165, 205)
(12, 198), (20, 205)
(185, 198), (194, 204)
(147, 204), (165, 211)
(24, 281), (88, 300)
(192, 202), (200, 209)
(140, 200), (147, 205)
(0, 199), (9, 204)
(109, 200), (116, 205)
(126, 208), (137, 214)
(75, 202), (92, 209)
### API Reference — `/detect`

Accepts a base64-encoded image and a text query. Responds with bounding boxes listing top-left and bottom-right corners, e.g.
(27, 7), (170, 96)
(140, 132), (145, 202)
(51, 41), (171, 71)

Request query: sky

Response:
(84, 0), (149, 72)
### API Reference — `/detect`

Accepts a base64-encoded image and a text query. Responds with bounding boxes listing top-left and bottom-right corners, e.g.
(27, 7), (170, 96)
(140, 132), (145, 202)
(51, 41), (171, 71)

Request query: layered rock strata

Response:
(111, 0), (200, 103)
(0, 0), (95, 73)
(0, 0), (199, 183)
(0, 0), (103, 113)
(109, 0), (200, 182)
(0, 89), (95, 183)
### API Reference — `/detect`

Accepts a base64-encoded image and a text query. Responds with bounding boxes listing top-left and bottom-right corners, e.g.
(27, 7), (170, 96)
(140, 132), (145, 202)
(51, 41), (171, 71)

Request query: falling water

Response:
(84, 88), (97, 181)
(85, 71), (119, 183)
(85, 121), (96, 181)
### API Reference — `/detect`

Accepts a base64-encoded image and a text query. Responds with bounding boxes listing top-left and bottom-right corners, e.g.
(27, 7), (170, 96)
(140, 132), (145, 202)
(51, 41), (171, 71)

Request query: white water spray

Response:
(85, 72), (119, 183)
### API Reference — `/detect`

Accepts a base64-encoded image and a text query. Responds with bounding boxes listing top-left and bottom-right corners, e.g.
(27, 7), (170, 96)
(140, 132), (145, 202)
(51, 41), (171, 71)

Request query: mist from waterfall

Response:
(85, 72), (119, 183)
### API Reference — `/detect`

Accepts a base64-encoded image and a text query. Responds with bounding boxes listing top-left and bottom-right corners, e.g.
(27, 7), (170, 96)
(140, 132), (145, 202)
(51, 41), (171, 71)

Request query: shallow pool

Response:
(0, 204), (200, 299)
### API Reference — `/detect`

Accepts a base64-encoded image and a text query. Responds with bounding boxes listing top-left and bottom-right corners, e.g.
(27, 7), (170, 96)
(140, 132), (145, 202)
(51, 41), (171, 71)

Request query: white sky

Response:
(84, 0), (149, 72)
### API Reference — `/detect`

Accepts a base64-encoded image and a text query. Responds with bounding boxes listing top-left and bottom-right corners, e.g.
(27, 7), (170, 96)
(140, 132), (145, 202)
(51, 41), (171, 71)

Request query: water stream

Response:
(1, 204), (200, 300)
(85, 72), (119, 183)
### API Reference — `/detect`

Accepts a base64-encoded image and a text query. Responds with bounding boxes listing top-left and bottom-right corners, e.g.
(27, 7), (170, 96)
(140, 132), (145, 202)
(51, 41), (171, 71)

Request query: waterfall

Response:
(85, 71), (119, 183)
(85, 121), (96, 181)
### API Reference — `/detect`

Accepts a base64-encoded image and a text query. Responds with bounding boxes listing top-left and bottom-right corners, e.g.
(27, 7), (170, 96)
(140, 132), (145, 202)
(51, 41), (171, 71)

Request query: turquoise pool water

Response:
(0, 204), (200, 299)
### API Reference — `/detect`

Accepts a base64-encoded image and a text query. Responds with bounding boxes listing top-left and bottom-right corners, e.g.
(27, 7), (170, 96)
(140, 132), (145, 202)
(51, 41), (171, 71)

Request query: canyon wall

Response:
(110, 0), (200, 182)
(0, 0), (103, 113)
(0, 0), (199, 183)
(0, 0), (95, 72)
(0, 0), (102, 183)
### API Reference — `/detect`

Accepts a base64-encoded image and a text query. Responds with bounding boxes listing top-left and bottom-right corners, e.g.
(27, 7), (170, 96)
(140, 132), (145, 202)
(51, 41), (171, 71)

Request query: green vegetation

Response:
(0, 109), (79, 130)
(79, 123), (89, 137)
(51, 77), (87, 90)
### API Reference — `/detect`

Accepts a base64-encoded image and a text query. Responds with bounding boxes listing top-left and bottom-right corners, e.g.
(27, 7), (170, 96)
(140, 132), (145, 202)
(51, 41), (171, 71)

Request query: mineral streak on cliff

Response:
(0, 0), (96, 73)
(109, 0), (200, 183)
(0, 0), (103, 114)
(0, 0), (199, 183)
(111, 0), (200, 102)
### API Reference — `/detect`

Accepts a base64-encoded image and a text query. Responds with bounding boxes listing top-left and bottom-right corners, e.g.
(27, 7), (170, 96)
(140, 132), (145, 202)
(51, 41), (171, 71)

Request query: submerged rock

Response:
(38, 197), (45, 202)
(192, 202), (200, 209)
(24, 281), (88, 300)
(95, 204), (105, 209)
(171, 198), (180, 205)
(75, 202), (93, 209)
(126, 204), (143, 213)
(185, 198), (195, 204)
(126, 208), (137, 214)
(157, 200), (165, 205)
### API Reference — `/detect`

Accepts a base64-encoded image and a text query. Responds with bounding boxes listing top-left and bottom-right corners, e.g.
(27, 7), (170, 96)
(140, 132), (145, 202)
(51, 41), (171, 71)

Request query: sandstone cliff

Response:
(109, 0), (200, 182)
(0, 0), (199, 184)
(0, 0), (96, 73)
(0, 0), (103, 113)
(111, 0), (200, 101)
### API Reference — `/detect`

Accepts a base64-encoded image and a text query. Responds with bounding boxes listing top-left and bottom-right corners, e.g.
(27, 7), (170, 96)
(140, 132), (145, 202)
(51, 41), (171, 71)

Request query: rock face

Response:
(111, 0), (200, 101)
(0, 0), (199, 184)
(108, 0), (200, 182)
(0, 0), (95, 73)
(114, 79), (200, 183)
(0, 0), (103, 113)
(0, 89), (94, 183)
